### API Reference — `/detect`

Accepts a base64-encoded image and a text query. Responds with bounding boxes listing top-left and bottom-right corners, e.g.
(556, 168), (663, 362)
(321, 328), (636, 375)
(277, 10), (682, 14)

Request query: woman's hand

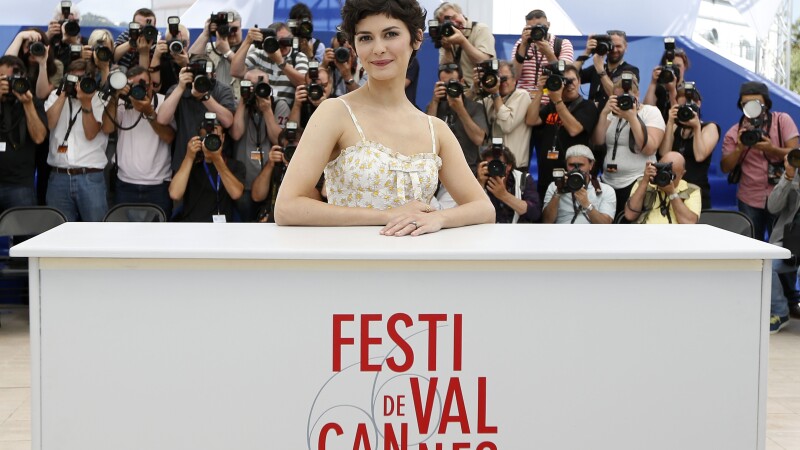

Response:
(380, 200), (440, 236)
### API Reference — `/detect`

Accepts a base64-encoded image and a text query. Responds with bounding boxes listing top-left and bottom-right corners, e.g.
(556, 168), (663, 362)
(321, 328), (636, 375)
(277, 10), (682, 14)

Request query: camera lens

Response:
(129, 83), (147, 101)
(168, 40), (184, 54)
(487, 159), (505, 177)
(11, 77), (30, 94)
(254, 82), (271, 98)
(530, 26), (546, 42)
(617, 94), (634, 111)
(658, 66), (675, 84)
(481, 73), (498, 89)
(262, 36), (279, 54)
(307, 83), (324, 101)
(79, 77), (97, 94)
(654, 165), (674, 187)
(218, 24), (230, 38)
(445, 80), (463, 98)
(442, 21), (455, 37)
(677, 104), (695, 122)
(202, 134), (222, 152)
(565, 171), (585, 192)
(95, 46), (112, 62)
(284, 144), (297, 162)
(334, 47), (350, 63)
(741, 129), (761, 147)
(788, 149), (800, 168)
(64, 20), (80, 37)
(142, 25), (158, 42)
(545, 76), (563, 92)
(193, 75), (212, 94)
(29, 42), (46, 57)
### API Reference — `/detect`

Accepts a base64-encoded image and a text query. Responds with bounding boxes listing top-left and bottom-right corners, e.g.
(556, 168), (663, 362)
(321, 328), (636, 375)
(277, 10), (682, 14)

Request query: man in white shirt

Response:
(44, 59), (108, 221)
(101, 66), (175, 217)
(542, 145), (616, 224)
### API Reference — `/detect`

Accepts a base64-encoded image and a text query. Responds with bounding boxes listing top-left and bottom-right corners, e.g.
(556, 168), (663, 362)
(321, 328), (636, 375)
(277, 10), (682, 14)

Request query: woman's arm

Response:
(694, 122), (719, 163)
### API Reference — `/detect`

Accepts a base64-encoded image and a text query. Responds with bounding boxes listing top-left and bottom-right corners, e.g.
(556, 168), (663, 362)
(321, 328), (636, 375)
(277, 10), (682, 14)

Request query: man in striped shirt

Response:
(510, 9), (574, 105)
(231, 22), (308, 111)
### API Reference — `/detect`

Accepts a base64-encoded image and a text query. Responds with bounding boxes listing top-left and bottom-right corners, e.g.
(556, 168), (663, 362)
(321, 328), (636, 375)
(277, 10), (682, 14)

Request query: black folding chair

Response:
(697, 209), (755, 238)
(103, 203), (167, 222)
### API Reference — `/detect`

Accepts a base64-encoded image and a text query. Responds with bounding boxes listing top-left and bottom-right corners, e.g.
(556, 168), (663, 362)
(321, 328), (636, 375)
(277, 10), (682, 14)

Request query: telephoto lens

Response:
(565, 169), (586, 192)
(64, 19), (80, 37)
(168, 40), (184, 54)
(193, 75), (212, 94)
(94, 46), (112, 62)
(30, 42), (46, 57)
(334, 46), (350, 63)
(445, 80), (463, 98)
(79, 76), (97, 94)
(10, 76), (31, 95)
(254, 81), (271, 98)
(202, 133), (222, 152)
(129, 82), (148, 101)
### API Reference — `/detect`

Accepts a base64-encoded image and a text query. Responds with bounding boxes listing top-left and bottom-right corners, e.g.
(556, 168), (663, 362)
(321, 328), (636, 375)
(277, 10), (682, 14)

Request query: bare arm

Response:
(211, 154), (244, 200)
(202, 96), (234, 128)
(693, 122), (719, 163)
(46, 92), (67, 130)
(169, 148), (196, 201)
(19, 93), (47, 144)
(230, 99), (247, 140)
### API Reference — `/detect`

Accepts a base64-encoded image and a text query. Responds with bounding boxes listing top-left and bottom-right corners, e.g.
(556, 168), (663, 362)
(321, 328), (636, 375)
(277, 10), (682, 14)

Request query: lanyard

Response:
(611, 119), (628, 161)
(202, 161), (221, 214)
(62, 100), (82, 145)
(249, 110), (265, 166)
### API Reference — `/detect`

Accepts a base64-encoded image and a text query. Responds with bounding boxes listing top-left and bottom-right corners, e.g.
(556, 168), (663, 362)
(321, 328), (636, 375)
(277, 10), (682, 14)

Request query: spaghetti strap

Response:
(427, 116), (436, 154)
(338, 98), (366, 142)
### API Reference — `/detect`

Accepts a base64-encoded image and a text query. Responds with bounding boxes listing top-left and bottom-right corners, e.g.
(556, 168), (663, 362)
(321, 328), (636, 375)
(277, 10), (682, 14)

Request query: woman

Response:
(87, 29), (114, 84)
(643, 47), (690, 121)
(5, 28), (62, 99)
(592, 72), (665, 216)
(658, 87), (720, 210)
(275, 0), (494, 235)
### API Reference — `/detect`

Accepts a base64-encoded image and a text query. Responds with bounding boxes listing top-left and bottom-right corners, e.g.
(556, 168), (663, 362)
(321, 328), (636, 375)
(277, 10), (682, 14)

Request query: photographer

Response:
(433, 2), (495, 95)
(324, 32), (367, 97)
(288, 3), (326, 62)
(643, 41), (690, 121)
(574, 30), (639, 110)
(592, 72), (665, 216)
(0, 56), (48, 212)
(766, 153), (800, 333)
(526, 63), (598, 200)
(44, 59), (108, 221)
(542, 145), (614, 224)
(45, 1), (87, 71)
(721, 81), (799, 241)
(511, 9), (574, 101)
(477, 144), (540, 223)
(426, 63), (487, 173)
(289, 64), (332, 128)
(231, 22), (309, 109)
(157, 58), (236, 172)
(113, 8), (160, 70)
(658, 84), (719, 210)
(100, 66), (175, 217)
(476, 60), (532, 173)
(187, 11), (243, 100)
(149, 23), (191, 96)
(230, 70), (286, 221)
(5, 28), (63, 100)
(624, 152), (700, 224)
(87, 29), (113, 86)
(169, 116), (244, 222)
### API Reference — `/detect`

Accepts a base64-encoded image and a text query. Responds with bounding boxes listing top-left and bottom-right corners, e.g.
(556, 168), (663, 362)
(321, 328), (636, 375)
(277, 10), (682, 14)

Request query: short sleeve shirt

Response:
(438, 21), (495, 92)
(601, 104), (666, 189)
(245, 46), (309, 108)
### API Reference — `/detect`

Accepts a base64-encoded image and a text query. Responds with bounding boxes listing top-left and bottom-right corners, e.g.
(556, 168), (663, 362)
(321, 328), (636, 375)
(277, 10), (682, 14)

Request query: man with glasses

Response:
(433, 2), (495, 95)
(427, 63), (487, 173)
(526, 64), (599, 200)
(231, 22), (309, 110)
(189, 10), (244, 101)
(574, 29), (639, 110)
(511, 9), (574, 104)
(542, 145), (615, 224)
(477, 60), (532, 172)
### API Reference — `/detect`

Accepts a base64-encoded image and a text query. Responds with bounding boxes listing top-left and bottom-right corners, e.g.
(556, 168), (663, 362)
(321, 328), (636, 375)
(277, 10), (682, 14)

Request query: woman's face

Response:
(353, 14), (419, 82)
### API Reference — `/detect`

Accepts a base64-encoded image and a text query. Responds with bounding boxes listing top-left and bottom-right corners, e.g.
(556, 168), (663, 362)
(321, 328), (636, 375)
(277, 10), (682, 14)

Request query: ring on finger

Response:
(411, 221), (418, 229)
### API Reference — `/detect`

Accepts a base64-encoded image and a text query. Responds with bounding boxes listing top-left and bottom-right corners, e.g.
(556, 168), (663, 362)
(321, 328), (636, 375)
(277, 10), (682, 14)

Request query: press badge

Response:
(250, 150), (262, 162)
(547, 148), (559, 160)
(0, 142), (6, 152)
(212, 214), (226, 223)
(57, 144), (68, 154)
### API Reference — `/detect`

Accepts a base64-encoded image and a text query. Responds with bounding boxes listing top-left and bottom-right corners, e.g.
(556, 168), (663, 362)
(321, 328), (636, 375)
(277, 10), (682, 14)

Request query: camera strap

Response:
(249, 109), (265, 166)
(630, 115), (648, 153)
(610, 118), (627, 161)
(657, 191), (673, 224)
(62, 99), (82, 145)
(202, 160), (222, 215)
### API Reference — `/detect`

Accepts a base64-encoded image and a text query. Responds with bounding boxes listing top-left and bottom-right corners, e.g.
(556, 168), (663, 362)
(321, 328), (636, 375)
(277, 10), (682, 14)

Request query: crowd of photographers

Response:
(2, 2), (800, 328)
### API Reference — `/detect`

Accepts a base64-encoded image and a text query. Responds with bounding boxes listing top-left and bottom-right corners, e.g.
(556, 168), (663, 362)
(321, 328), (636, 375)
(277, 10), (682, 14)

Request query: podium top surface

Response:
(9, 222), (790, 261)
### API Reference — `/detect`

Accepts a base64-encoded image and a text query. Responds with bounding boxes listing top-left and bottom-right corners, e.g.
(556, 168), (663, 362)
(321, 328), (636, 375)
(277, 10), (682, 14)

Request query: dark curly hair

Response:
(340, 0), (426, 59)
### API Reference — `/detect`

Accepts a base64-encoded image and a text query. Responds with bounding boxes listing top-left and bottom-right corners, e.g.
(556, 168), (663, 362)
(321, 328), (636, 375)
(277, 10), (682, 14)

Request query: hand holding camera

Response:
(214, 32), (231, 54)
(267, 145), (286, 168)
(176, 67), (194, 93)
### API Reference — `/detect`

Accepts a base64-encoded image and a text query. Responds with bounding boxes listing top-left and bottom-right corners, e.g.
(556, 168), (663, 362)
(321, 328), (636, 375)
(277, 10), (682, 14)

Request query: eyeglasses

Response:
(499, 76), (509, 83)
(607, 30), (626, 38)
(438, 63), (458, 72)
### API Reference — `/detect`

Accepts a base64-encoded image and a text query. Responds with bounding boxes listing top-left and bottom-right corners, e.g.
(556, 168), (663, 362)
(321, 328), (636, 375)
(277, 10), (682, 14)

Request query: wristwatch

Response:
(491, 93), (500, 99)
(668, 192), (680, 201)
(223, 50), (234, 60)
(582, 203), (595, 213)
(344, 78), (355, 85)
(144, 112), (156, 121)
(201, 93), (210, 101)
(278, 61), (288, 69)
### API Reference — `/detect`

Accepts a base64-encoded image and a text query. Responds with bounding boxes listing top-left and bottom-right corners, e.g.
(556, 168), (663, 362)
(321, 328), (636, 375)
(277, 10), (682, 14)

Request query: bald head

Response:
(659, 152), (687, 183)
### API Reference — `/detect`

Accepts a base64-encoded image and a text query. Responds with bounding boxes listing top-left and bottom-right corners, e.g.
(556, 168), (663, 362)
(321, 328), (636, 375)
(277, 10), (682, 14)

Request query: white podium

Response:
(11, 223), (788, 450)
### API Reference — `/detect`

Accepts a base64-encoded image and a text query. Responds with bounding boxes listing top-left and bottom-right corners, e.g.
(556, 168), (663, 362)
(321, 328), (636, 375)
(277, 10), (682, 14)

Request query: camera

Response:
(543, 60), (566, 91)
(59, 1), (80, 37)
(334, 46), (350, 64)
(8, 74), (30, 95)
(129, 80), (148, 101)
(99, 70), (128, 101)
(94, 44), (112, 62)
(128, 22), (141, 46)
(788, 149), (800, 169)
(29, 42), (46, 57)
(306, 61), (324, 101)
(187, 60), (214, 93)
(58, 73), (79, 97)
(444, 79), (464, 98)
(527, 24), (548, 44)
(69, 44), (82, 61)
(657, 37), (679, 84)
(487, 138), (506, 178)
(616, 72), (635, 111)
(210, 12), (233, 38)
(740, 100), (765, 147)
(565, 168), (587, 193)
(288, 17), (313, 40)
(142, 19), (158, 43)
(200, 112), (222, 152)
(79, 75), (97, 94)
(255, 27), (279, 53)
(167, 40), (184, 54)
(428, 19), (456, 49)
(592, 34), (612, 56)
(283, 121), (299, 162)
(478, 59), (500, 90)
(168, 16), (180, 37)
(241, 77), (272, 106)
(676, 81), (699, 123)
(652, 162), (675, 187)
